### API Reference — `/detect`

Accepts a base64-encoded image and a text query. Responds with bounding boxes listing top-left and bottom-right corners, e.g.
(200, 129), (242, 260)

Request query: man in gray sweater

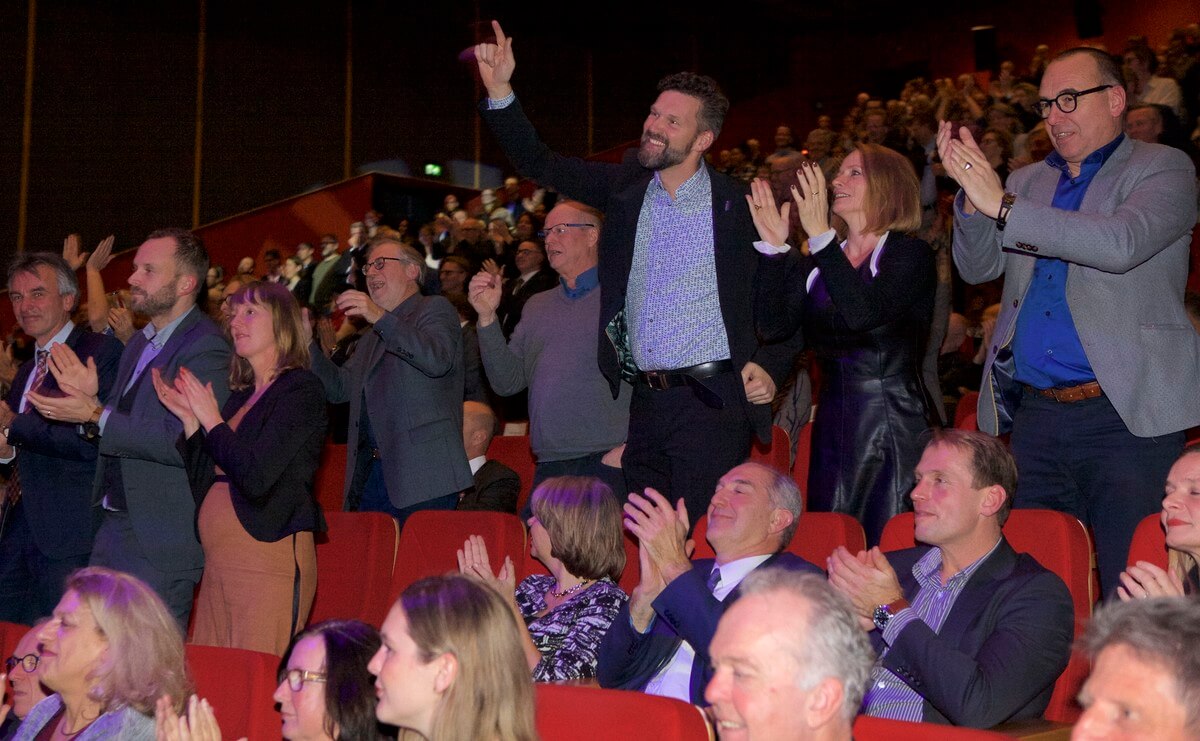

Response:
(469, 200), (630, 498)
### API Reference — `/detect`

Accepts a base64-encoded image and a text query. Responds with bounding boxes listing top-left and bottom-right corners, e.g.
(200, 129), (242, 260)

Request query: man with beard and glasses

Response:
(473, 20), (798, 522)
(26, 228), (230, 628)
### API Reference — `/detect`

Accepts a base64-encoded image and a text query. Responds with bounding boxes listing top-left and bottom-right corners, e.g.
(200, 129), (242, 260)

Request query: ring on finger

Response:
(962, 162), (973, 171)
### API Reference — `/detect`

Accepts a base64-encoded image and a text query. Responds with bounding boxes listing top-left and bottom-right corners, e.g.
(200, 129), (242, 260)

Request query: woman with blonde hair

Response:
(14, 567), (190, 740)
(458, 476), (627, 681)
(154, 281), (327, 654)
(1117, 444), (1200, 600)
(369, 575), (537, 741)
(751, 144), (937, 545)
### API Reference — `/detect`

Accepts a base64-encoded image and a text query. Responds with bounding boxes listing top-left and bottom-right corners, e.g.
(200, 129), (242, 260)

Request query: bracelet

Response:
(995, 192), (1016, 232)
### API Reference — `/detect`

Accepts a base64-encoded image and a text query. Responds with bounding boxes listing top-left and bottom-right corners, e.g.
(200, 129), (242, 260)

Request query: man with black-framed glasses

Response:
(308, 236), (472, 525)
(940, 46), (1199, 599)
(0, 620), (49, 739)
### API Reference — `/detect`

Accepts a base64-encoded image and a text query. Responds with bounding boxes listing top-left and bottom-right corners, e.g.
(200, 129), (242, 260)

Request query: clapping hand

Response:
(791, 161), (831, 237)
(468, 271), (503, 325)
(175, 368), (223, 433)
(47, 343), (99, 398)
(746, 178), (790, 248)
(936, 121), (1004, 218)
(457, 534), (516, 594)
(1116, 561), (1186, 601)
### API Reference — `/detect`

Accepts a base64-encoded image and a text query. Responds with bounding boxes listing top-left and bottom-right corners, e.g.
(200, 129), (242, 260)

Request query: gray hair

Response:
(739, 569), (874, 722)
(740, 461), (804, 549)
(7, 252), (79, 309)
(1083, 597), (1200, 732)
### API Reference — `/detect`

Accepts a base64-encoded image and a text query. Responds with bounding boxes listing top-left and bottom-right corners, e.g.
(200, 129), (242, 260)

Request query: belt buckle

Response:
(644, 372), (669, 391)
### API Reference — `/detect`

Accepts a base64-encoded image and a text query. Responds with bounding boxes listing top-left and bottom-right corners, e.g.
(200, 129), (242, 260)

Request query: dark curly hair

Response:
(657, 72), (730, 138)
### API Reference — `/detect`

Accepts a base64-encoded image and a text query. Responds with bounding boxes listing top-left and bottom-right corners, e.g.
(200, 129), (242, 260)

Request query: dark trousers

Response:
(90, 512), (202, 632)
(0, 503), (89, 624)
(358, 459), (459, 534)
(622, 371), (754, 527)
(1010, 389), (1183, 598)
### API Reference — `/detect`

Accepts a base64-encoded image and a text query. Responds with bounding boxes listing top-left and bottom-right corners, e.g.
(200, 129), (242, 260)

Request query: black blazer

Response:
(4, 325), (123, 559)
(457, 458), (520, 513)
(877, 540), (1074, 727)
(481, 99), (800, 442)
(596, 551), (822, 704)
(184, 368), (328, 542)
(500, 267), (558, 337)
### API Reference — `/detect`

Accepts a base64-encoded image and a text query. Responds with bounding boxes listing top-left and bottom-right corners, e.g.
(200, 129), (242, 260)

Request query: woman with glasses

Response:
(369, 575), (537, 741)
(752, 146), (937, 546)
(14, 567), (190, 741)
(0, 621), (50, 740)
(457, 476), (627, 681)
(154, 282), (327, 655)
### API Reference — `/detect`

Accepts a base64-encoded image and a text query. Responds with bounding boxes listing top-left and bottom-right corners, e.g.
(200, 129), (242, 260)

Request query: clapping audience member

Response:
(1072, 597), (1200, 740)
(369, 575), (537, 741)
(0, 621), (50, 740)
(829, 429), (1073, 728)
(15, 567), (190, 740)
(1116, 445), (1200, 600)
(154, 282), (327, 655)
(753, 146), (937, 546)
(437, 255), (471, 297)
(458, 476), (627, 681)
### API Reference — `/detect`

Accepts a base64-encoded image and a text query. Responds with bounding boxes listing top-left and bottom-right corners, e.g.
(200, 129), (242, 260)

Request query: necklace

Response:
(551, 579), (592, 598)
(57, 715), (92, 738)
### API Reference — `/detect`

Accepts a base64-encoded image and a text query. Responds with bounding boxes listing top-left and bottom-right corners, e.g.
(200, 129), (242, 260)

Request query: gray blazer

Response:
(94, 306), (231, 572)
(953, 137), (1200, 437)
(15, 695), (154, 741)
(310, 292), (472, 510)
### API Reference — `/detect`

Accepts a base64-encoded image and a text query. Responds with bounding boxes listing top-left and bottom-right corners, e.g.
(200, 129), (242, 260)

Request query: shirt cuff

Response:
(753, 240), (791, 256)
(881, 607), (919, 646)
(98, 407), (112, 434)
(807, 229), (837, 254)
(953, 190), (976, 219)
(0, 448), (14, 464)
(486, 91), (517, 110)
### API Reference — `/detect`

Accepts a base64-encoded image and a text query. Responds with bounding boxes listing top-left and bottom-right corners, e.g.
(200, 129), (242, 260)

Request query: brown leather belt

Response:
(1025, 381), (1103, 403)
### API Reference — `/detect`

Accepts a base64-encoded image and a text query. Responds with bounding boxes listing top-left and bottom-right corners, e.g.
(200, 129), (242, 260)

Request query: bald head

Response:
(463, 401), (499, 459)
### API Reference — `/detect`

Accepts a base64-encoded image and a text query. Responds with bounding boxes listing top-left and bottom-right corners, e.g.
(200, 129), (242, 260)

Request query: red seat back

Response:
(309, 511), (398, 627)
(691, 511), (863, 567)
(0, 621), (29, 662)
(955, 391), (980, 428)
(487, 434), (537, 514)
(535, 684), (710, 741)
(749, 425), (791, 473)
(1127, 513), (1168, 569)
(390, 510), (526, 602)
(313, 442), (347, 512)
(790, 423), (812, 510)
(186, 644), (282, 741)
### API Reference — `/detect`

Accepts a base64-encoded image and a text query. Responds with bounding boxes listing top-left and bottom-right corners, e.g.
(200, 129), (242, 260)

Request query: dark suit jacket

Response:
(877, 540), (1074, 728)
(596, 551), (822, 704)
(500, 268), (558, 337)
(4, 325), (123, 559)
(95, 307), (231, 572)
(182, 368), (328, 542)
(481, 99), (799, 442)
(457, 459), (520, 513)
(310, 291), (472, 509)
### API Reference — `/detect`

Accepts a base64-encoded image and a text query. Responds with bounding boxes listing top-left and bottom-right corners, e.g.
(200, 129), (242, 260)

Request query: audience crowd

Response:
(0, 18), (1199, 741)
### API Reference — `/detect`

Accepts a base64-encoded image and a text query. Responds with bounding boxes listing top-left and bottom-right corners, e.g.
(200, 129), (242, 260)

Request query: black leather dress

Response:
(804, 233), (938, 545)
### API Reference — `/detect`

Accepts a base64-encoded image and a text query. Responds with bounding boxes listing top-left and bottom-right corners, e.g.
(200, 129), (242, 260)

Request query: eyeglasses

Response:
(282, 669), (327, 692)
(6, 654), (39, 673)
(1034, 85), (1113, 118)
(361, 257), (408, 274)
(537, 223), (596, 239)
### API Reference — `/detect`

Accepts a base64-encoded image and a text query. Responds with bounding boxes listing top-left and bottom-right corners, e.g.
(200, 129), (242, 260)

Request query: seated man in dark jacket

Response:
(457, 400), (520, 513)
(597, 462), (821, 704)
(829, 428), (1073, 728)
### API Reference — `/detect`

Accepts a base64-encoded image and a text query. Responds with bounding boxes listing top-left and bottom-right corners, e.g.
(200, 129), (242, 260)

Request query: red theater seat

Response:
(536, 684), (710, 741)
(309, 511), (398, 627)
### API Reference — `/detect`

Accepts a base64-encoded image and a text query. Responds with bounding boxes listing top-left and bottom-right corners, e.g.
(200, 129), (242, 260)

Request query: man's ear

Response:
(979, 484), (1007, 519)
(695, 130), (715, 154)
(803, 677), (846, 730)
